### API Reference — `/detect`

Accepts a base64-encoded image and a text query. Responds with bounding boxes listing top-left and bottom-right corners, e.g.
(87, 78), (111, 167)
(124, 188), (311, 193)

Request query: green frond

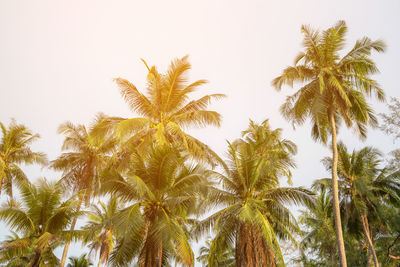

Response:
(114, 77), (157, 118)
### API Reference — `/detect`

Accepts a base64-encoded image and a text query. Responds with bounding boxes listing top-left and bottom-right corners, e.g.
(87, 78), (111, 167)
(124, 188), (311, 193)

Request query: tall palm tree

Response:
(82, 196), (123, 267)
(315, 142), (400, 267)
(103, 145), (208, 267)
(0, 179), (82, 267)
(0, 120), (47, 197)
(194, 120), (314, 267)
(50, 116), (117, 267)
(272, 20), (386, 266)
(105, 55), (226, 168)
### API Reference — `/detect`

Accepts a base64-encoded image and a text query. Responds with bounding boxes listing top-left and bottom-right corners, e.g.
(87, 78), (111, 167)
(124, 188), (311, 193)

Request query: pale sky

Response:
(1, 0), (399, 265)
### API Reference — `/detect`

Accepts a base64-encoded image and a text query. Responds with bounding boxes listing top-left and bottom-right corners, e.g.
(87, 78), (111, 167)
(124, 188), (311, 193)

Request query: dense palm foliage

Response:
(0, 231), (35, 266)
(194, 120), (314, 267)
(273, 20), (386, 267)
(314, 142), (400, 267)
(1, 24), (399, 266)
(0, 121), (47, 196)
(0, 179), (82, 267)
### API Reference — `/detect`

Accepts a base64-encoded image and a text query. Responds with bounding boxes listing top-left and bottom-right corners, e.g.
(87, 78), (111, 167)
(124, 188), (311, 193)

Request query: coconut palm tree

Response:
(298, 189), (337, 266)
(0, 179), (82, 267)
(67, 254), (93, 267)
(0, 120), (47, 197)
(0, 231), (34, 266)
(197, 239), (236, 267)
(272, 20), (386, 267)
(104, 55), (226, 168)
(196, 238), (235, 267)
(103, 145), (208, 267)
(314, 142), (400, 267)
(50, 116), (117, 267)
(82, 196), (123, 267)
(194, 120), (314, 267)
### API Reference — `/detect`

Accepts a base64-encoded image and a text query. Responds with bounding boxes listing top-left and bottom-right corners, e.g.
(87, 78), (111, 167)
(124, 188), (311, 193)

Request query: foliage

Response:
(102, 145), (208, 266)
(297, 189), (338, 266)
(66, 254), (93, 267)
(103, 56), (226, 168)
(273, 20), (386, 266)
(272, 20), (385, 143)
(298, 142), (400, 266)
(196, 238), (235, 267)
(0, 120), (47, 197)
(194, 120), (314, 266)
(50, 116), (117, 204)
(316, 142), (400, 239)
(82, 196), (123, 266)
(0, 179), (82, 266)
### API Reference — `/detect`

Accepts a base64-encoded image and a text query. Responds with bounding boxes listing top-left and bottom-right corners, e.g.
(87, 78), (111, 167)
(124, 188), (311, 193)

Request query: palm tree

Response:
(0, 120), (47, 197)
(50, 116), (117, 267)
(315, 142), (400, 267)
(67, 254), (93, 267)
(272, 20), (386, 267)
(0, 179), (82, 267)
(103, 145), (208, 267)
(298, 189), (337, 266)
(82, 196), (123, 267)
(196, 238), (235, 267)
(194, 120), (314, 266)
(105, 55), (226, 168)
(0, 231), (34, 266)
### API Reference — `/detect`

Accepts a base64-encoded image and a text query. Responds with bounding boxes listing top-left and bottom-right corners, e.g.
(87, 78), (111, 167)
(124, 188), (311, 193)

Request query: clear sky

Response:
(1, 0), (399, 265)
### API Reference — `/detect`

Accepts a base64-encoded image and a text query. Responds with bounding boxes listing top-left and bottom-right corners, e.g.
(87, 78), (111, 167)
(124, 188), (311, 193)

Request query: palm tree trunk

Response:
(158, 241), (163, 267)
(60, 196), (83, 267)
(0, 175), (4, 194)
(236, 223), (273, 267)
(361, 213), (379, 267)
(329, 110), (347, 267)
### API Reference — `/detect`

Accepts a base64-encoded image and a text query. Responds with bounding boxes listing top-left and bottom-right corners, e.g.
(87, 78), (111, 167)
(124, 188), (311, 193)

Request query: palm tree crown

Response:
(0, 179), (82, 267)
(103, 145), (208, 267)
(108, 56), (226, 167)
(0, 120), (47, 196)
(50, 117), (116, 204)
(195, 120), (314, 267)
(273, 20), (385, 142)
(66, 253), (93, 267)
